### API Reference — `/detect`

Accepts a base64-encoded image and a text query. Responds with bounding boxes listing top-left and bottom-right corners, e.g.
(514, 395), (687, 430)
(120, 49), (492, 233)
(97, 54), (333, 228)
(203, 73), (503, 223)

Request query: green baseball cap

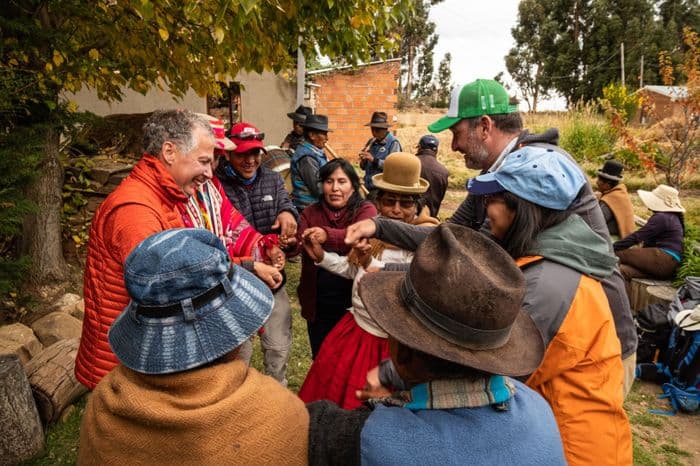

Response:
(428, 79), (518, 133)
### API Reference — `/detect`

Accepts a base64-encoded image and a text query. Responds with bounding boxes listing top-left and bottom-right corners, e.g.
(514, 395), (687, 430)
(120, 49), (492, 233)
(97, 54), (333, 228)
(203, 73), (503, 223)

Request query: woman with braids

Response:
(465, 146), (632, 465)
(295, 158), (377, 358)
(298, 152), (438, 409)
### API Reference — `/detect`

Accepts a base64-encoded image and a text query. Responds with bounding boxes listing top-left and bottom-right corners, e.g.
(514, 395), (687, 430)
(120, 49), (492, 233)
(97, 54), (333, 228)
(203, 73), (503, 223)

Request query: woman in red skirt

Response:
(298, 152), (438, 409)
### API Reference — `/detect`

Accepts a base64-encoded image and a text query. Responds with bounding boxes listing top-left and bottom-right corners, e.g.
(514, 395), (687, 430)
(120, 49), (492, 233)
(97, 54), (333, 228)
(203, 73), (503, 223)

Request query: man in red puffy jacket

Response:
(75, 110), (218, 389)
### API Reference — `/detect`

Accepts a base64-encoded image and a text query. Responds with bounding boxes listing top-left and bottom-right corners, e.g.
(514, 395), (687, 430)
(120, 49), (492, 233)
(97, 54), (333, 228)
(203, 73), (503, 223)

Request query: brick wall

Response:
(310, 61), (400, 161)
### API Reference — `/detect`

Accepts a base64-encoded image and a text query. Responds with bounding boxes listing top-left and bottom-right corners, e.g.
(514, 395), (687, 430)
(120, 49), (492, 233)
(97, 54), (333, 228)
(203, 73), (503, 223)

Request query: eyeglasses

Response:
(379, 196), (415, 209)
(230, 132), (265, 141)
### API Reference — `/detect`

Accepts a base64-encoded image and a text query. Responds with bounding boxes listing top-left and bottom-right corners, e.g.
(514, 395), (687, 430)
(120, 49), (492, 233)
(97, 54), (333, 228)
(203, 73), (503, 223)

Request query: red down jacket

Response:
(74, 156), (187, 389)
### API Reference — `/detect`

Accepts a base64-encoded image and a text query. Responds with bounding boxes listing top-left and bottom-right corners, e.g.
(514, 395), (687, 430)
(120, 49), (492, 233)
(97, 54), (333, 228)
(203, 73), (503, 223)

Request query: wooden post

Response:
(629, 278), (676, 313)
(24, 338), (87, 424)
(0, 354), (45, 463)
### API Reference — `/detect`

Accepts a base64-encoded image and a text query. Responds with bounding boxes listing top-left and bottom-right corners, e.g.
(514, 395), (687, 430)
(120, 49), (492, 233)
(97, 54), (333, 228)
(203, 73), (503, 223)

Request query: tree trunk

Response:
(22, 125), (67, 284)
(24, 338), (87, 424)
(0, 354), (45, 463)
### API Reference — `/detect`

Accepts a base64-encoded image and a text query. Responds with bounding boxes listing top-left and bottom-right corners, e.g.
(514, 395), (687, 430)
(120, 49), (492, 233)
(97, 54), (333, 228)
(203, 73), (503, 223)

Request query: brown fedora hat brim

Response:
(364, 122), (392, 128)
(359, 272), (544, 377)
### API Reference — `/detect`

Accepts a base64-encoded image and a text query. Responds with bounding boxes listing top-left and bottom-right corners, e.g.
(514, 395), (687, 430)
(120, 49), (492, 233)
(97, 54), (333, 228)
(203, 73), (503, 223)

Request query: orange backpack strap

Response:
(515, 255), (544, 268)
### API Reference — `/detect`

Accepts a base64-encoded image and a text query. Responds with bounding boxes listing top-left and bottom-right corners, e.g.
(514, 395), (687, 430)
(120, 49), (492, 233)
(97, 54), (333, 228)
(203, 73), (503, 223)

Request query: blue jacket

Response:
(361, 132), (401, 190)
(307, 379), (566, 466)
(290, 142), (327, 211)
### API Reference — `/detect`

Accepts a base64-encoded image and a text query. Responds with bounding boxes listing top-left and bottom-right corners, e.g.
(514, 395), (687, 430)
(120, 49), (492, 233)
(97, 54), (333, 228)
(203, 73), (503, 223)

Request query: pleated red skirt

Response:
(298, 312), (390, 409)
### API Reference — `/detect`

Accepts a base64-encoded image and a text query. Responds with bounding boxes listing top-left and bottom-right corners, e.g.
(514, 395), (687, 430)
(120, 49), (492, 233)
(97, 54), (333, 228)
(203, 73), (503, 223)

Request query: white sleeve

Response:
(317, 251), (358, 279)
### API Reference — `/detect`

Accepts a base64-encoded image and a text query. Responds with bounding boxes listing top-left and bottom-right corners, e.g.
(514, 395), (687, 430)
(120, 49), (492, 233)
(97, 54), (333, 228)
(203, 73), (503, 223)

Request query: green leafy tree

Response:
(415, 34), (438, 99)
(507, 0), (698, 104)
(397, 0), (442, 100)
(434, 52), (452, 107)
(506, 0), (553, 112)
(0, 0), (411, 285)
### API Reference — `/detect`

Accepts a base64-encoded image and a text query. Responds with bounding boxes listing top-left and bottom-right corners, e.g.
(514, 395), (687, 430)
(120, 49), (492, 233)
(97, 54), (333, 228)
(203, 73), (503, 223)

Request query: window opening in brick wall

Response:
(207, 82), (241, 127)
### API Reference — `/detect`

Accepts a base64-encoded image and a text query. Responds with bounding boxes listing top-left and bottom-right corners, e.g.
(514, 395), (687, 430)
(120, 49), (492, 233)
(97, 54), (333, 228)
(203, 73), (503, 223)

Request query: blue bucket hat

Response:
(467, 146), (586, 210)
(108, 228), (274, 375)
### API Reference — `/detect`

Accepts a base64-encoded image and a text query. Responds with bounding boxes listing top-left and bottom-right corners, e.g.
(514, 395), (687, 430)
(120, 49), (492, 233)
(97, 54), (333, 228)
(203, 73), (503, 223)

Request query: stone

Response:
(0, 323), (43, 364)
(52, 293), (82, 314)
(71, 299), (85, 320)
(30, 312), (82, 347)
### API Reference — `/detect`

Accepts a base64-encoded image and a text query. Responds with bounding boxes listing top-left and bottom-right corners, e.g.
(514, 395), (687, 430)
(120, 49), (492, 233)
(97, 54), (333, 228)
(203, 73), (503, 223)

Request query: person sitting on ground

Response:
(295, 158), (377, 359)
(596, 160), (636, 240)
(298, 152), (437, 409)
(217, 121), (299, 385)
(465, 147), (633, 465)
(306, 224), (566, 466)
(78, 229), (308, 465)
(415, 134), (449, 217)
(290, 114), (331, 212)
(76, 109), (217, 390)
(281, 105), (312, 151)
(359, 111), (402, 198)
(614, 184), (685, 283)
(177, 114), (284, 290)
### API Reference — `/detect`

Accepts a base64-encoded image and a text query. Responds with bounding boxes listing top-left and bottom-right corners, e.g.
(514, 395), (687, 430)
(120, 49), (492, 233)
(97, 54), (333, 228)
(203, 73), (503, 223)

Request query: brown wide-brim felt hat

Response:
(359, 224), (544, 377)
(364, 111), (392, 128)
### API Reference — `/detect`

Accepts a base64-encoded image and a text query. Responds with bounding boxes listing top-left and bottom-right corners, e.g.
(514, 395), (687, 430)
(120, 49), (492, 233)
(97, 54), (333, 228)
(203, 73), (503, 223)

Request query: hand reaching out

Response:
(302, 232), (325, 263)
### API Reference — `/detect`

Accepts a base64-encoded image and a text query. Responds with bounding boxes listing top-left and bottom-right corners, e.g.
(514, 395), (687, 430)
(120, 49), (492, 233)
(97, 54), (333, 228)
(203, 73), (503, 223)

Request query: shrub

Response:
(559, 104), (617, 162)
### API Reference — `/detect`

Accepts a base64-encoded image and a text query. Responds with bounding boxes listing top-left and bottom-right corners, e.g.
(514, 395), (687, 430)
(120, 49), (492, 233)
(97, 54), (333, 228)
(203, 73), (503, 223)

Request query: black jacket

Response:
(416, 149), (449, 217)
(217, 161), (299, 235)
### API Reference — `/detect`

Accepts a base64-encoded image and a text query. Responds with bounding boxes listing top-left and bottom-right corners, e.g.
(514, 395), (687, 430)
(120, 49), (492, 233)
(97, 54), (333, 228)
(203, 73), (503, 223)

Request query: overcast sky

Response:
(430, 0), (567, 111)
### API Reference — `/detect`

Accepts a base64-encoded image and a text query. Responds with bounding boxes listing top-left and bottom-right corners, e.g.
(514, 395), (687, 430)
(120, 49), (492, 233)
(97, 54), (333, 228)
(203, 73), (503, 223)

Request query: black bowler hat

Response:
(597, 160), (624, 182)
(301, 114), (332, 132)
(287, 105), (313, 123)
(364, 111), (392, 128)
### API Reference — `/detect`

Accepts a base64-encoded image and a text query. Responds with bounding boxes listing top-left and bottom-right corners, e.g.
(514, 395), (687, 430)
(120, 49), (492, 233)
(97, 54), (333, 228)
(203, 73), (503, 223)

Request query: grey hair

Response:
(142, 109), (214, 156)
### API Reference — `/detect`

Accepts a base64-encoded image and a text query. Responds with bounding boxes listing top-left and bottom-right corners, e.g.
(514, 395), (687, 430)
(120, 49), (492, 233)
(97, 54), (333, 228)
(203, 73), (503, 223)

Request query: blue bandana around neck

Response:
(225, 163), (258, 186)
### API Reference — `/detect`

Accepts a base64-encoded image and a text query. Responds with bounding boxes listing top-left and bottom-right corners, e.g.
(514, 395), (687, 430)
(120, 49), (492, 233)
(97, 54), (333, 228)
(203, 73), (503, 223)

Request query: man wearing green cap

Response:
(347, 78), (638, 398)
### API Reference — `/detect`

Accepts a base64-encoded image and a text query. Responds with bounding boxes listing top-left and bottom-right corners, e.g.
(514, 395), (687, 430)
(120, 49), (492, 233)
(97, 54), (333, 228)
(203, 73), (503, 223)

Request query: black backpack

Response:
(635, 303), (673, 364)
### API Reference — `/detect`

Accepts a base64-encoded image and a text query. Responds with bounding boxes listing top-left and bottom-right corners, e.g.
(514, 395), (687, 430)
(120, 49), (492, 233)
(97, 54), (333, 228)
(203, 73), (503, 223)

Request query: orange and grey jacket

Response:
(518, 215), (632, 465)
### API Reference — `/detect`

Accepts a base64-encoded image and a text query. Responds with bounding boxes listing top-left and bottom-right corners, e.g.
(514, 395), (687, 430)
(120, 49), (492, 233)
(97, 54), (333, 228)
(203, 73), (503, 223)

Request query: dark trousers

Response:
(307, 311), (347, 359)
(616, 247), (679, 282)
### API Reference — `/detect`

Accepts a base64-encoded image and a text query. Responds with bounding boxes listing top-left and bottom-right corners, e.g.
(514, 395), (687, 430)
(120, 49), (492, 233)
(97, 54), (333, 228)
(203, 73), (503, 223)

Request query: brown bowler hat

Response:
(372, 152), (429, 194)
(359, 224), (544, 377)
(364, 111), (392, 128)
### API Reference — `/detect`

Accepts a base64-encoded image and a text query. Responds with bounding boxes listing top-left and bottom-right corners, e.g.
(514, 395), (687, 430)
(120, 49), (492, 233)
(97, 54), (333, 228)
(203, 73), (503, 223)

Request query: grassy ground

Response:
(25, 109), (699, 465)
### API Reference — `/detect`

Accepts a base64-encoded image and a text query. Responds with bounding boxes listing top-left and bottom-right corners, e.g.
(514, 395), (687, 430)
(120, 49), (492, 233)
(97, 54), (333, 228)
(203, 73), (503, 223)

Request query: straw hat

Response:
(638, 184), (685, 213)
(674, 305), (700, 331)
(372, 152), (430, 194)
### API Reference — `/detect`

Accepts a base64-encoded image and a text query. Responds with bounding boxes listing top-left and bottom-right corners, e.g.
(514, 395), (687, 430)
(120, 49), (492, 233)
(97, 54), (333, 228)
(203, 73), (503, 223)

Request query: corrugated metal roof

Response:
(641, 85), (688, 100)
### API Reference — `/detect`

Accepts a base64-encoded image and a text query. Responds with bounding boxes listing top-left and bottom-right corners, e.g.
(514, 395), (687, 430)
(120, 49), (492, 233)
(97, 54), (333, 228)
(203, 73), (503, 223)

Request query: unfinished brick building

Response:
(306, 59), (401, 160)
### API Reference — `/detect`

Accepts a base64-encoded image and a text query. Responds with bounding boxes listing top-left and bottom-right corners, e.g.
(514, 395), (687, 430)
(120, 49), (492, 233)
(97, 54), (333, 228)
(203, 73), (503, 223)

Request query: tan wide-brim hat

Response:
(372, 151), (430, 194)
(638, 184), (685, 213)
(674, 305), (700, 331)
(359, 224), (544, 377)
